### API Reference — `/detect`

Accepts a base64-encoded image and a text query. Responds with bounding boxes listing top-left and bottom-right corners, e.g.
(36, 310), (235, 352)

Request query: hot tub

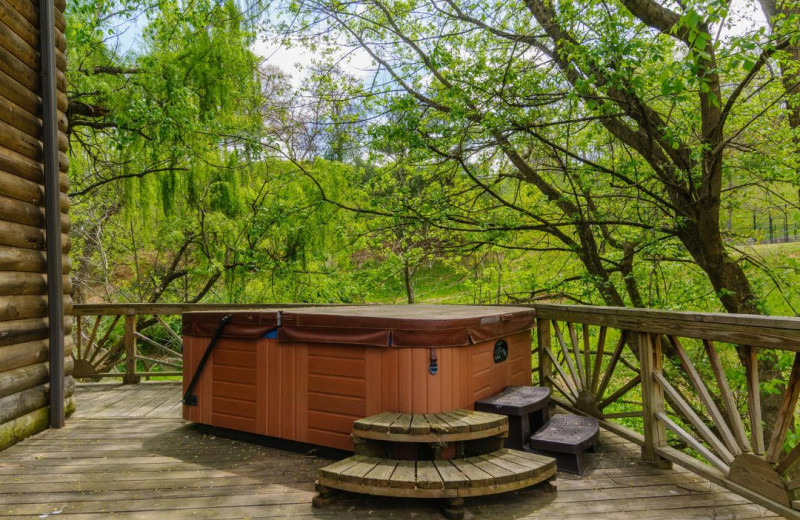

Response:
(182, 305), (535, 450)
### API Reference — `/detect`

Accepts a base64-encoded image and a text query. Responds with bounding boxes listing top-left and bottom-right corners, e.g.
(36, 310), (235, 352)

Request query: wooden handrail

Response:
(535, 303), (800, 350)
(75, 302), (800, 350)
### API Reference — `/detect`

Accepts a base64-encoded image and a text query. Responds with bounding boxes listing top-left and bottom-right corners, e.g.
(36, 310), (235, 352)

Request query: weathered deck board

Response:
(0, 382), (785, 519)
(71, 383), (180, 419)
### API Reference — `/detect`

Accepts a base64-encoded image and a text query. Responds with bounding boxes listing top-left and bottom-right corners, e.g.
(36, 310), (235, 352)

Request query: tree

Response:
(759, 1), (800, 202)
(362, 152), (464, 304)
(67, 0), (265, 303)
(261, 63), (366, 162)
(279, 0), (800, 430)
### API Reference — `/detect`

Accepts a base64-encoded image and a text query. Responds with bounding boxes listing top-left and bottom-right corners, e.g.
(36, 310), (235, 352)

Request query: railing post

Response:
(638, 332), (670, 467)
(123, 315), (140, 385)
(537, 318), (552, 388)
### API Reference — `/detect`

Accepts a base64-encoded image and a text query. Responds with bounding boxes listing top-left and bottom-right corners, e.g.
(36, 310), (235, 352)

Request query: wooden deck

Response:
(0, 383), (784, 519)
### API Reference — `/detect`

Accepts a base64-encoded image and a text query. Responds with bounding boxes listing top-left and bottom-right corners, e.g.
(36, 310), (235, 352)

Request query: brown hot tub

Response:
(182, 305), (535, 450)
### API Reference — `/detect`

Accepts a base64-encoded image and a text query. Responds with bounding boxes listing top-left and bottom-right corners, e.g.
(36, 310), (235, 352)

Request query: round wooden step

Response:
(352, 410), (508, 443)
(317, 448), (556, 499)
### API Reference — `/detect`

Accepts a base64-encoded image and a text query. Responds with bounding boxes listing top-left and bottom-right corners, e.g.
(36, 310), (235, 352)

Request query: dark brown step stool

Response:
(474, 386), (550, 451)
(528, 414), (599, 476)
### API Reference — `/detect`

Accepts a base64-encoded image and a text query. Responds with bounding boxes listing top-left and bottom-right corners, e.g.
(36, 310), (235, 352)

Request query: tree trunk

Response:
(403, 259), (415, 304)
(678, 214), (783, 441)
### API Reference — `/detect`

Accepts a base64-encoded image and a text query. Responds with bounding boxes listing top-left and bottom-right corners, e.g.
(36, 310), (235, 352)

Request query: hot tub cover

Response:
(182, 310), (281, 339)
(278, 304), (535, 347)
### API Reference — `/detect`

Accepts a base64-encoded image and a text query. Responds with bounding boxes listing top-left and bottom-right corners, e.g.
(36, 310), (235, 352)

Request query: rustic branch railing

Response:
(534, 303), (800, 520)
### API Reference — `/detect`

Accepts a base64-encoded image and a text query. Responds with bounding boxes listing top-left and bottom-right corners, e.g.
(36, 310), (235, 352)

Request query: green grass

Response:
(738, 241), (800, 315)
(746, 240), (800, 258)
(141, 375), (182, 382)
(363, 262), (475, 304)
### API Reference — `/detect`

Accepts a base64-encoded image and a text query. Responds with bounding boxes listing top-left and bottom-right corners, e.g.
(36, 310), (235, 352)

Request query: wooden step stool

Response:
(528, 414), (600, 476)
(474, 386), (550, 451)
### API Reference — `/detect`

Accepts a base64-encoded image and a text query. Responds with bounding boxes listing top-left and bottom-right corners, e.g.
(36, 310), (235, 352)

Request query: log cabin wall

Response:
(0, 0), (73, 450)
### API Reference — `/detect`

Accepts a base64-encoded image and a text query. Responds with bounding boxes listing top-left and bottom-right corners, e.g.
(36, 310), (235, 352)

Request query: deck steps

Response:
(475, 386), (601, 475)
(529, 413), (600, 475)
(475, 386), (550, 450)
(315, 409), (557, 518)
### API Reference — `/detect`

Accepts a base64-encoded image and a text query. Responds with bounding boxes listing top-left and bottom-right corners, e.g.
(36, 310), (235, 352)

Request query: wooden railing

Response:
(533, 303), (800, 519)
(71, 304), (311, 383)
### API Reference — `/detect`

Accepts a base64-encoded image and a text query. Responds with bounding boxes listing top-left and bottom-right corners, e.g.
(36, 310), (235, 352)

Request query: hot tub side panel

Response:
(508, 329), (532, 383)
(183, 328), (532, 452)
(306, 343), (368, 450)
(208, 337), (261, 434)
(182, 334), (213, 425)
(470, 329), (532, 402)
(369, 329), (532, 414)
(264, 340), (310, 443)
(183, 335), (275, 437)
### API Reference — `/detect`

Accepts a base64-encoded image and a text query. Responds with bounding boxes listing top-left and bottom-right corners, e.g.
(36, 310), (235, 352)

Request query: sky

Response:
(252, 35), (375, 88)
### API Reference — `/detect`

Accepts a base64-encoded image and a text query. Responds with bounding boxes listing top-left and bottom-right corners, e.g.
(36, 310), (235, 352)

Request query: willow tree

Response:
(66, 0), (265, 303)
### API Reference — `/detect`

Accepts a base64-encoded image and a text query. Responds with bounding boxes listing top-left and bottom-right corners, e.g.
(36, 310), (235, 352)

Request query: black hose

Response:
(182, 314), (233, 406)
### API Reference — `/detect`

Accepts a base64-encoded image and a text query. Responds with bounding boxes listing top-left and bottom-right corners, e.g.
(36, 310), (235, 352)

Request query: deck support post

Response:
(537, 319), (552, 387)
(312, 482), (342, 508)
(639, 332), (670, 468)
(123, 315), (140, 385)
(441, 497), (465, 520)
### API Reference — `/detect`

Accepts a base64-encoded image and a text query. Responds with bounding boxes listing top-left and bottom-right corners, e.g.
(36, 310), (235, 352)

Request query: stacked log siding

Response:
(0, 0), (73, 450)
